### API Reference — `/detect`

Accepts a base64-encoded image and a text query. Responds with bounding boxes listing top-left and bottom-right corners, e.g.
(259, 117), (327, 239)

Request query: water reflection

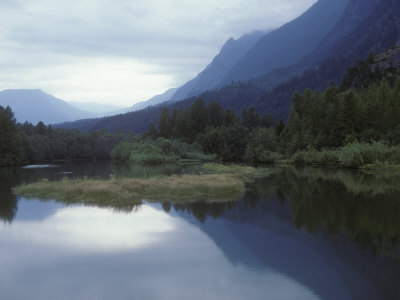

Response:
(0, 160), (201, 222)
(2, 162), (400, 261)
(2, 203), (174, 252)
(0, 200), (321, 300)
(161, 166), (400, 261)
(1, 161), (400, 299)
(0, 167), (19, 223)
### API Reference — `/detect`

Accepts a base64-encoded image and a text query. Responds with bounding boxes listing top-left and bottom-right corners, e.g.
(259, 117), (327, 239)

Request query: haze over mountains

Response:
(114, 88), (179, 115)
(169, 0), (347, 102)
(0, 89), (97, 125)
(56, 0), (400, 134)
(69, 102), (122, 115)
(169, 31), (266, 102)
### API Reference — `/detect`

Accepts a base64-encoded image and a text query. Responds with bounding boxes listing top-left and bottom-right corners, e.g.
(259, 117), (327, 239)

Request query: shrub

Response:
(339, 143), (364, 168)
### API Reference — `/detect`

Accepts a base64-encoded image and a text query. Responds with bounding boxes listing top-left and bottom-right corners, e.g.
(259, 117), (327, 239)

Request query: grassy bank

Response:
(14, 166), (251, 207)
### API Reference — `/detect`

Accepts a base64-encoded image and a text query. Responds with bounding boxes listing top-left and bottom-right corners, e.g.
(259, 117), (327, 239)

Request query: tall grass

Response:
(14, 172), (245, 206)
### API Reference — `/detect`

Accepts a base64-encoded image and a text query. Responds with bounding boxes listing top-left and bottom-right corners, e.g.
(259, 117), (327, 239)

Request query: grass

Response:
(14, 171), (246, 208)
(202, 163), (274, 180)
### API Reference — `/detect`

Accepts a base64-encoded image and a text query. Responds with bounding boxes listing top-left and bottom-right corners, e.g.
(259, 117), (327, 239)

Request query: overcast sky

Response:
(0, 0), (316, 107)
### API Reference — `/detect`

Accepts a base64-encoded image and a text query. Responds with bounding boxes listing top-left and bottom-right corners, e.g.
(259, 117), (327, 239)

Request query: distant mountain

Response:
(0, 89), (96, 124)
(113, 88), (177, 114)
(220, 0), (348, 85)
(69, 101), (122, 116)
(170, 31), (265, 102)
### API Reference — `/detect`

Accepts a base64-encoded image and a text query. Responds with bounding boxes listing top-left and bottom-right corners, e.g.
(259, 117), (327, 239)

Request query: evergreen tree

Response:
(0, 106), (20, 166)
(207, 101), (224, 128)
(158, 107), (172, 138)
(190, 98), (208, 136)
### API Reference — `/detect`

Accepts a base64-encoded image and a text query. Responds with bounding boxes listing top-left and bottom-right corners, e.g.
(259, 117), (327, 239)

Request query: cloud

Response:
(0, 0), (316, 106)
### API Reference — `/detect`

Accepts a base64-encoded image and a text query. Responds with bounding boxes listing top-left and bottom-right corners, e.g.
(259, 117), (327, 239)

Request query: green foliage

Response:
(0, 109), (134, 166)
(111, 138), (217, 164)
(158, 107), (172, 138)
(0, 106), (20, 166)
(152, 98), (280, 162)
(290, 141), (400, 169)
(285, 75), (400, 153)
(243, 128), (281, 163)
(129, 143), (178, 164)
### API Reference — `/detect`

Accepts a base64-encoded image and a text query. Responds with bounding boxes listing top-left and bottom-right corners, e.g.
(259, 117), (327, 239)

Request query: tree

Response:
(158, 107), (172, 138)
(148, 122), (158, 139)
(190, 98), (208, 136)
(207, 101), (224, 128)
(0, 106), (20, 166)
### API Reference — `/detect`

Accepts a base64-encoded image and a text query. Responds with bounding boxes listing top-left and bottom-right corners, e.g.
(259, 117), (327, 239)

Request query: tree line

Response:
(145, 69), (400, 166)
(0, 109), (132, 166)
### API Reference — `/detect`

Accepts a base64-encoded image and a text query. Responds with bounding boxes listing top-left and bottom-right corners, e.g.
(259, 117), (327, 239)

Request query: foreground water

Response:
(1, 160), (400, 299)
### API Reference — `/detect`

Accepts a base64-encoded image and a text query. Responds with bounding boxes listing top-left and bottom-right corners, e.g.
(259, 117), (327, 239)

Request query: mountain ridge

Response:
(170, 31), (265, 102)
(219, 0), (348, 85)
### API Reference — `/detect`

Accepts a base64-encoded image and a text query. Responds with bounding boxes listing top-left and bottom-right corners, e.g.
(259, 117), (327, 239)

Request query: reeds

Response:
(14, 172), (245, 205)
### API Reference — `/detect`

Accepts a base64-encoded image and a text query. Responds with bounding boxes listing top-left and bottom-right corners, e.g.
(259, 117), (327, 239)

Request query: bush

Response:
(339, 143), (365, 168)
(129, 143), (178, 164)
(315, 150), (339, 165)
(112, 138), (217, 164)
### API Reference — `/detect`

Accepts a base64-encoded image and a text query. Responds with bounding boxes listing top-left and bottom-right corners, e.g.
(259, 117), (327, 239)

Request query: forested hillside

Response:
(58, 0), (400, 134)
(138, 54), (400, 166)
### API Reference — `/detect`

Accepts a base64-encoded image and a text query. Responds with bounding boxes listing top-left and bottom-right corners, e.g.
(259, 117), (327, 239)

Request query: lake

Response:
(1, 160), (400, 299)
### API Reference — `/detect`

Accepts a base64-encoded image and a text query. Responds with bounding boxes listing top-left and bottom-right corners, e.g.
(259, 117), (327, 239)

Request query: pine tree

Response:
(0, 106), (20, 166)
(158, 107), (172, 138)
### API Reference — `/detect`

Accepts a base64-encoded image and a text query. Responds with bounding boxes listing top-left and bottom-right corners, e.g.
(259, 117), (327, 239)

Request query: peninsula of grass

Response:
(14, 170), (246, 208)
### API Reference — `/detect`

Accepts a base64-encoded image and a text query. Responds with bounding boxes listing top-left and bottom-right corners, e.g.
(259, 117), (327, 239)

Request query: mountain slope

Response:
(170, 31), (265, 101)
(0, 89), (96, 124)
(255, 0), (400, 119)
(128, 88), (178, 112)
(220, 0), (348, 85)
(59, 0), (399, 133)
(108, 88), (178, 116)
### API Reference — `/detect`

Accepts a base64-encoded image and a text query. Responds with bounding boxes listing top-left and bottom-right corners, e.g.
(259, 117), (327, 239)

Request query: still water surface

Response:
(1, 160), (400, 299)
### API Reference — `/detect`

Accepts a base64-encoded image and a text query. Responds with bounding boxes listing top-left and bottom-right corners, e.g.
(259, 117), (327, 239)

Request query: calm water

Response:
(1, 160), (400, 300)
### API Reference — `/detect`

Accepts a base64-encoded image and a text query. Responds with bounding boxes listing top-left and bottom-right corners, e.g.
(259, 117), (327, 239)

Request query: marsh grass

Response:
(202, 163), (274, 180)
(14, 172), (245, 207)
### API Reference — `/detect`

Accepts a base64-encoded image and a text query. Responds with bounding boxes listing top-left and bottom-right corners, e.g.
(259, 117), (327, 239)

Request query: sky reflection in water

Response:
(0, 199), (320, 300)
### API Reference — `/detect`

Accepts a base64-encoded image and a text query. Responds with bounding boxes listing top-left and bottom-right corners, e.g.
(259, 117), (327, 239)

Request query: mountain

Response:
(219, 0), (348, 85)
(59, 0), (399, 133)
(69, 102), (123, 116)
(0, 89), (96, 124)
(170, 31), (265, 102)
(128, 88), (178, 113)
(255, 0), (398, 119)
